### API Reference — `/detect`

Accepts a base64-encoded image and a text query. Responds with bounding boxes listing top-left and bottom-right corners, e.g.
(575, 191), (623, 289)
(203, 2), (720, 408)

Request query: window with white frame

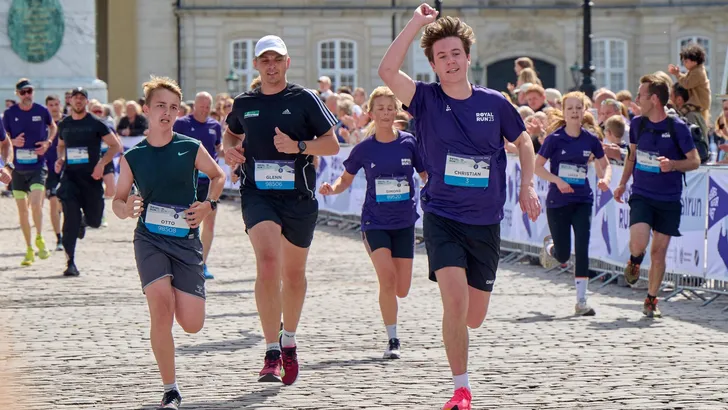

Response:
(318, 40), (357, 90)
(593, 38), (627, 92)
(230, 39), (257, 94)
(411, 42), (433, 83)
(678, 36), (711, 80)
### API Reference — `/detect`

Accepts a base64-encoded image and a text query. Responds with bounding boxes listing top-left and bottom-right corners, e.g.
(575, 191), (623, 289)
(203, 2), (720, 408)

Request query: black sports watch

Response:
(4, 162), (14, 171)
(297, 141), (307, 154)
(206, 199), (219, 211)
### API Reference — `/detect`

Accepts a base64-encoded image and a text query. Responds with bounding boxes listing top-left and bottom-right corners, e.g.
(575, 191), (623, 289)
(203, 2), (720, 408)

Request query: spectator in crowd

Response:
(337, 86), (352, 96)
(582, 110), (604, 140)
(517, 105), (535, 121)
(116, 101), (148, 137)
(335, 98), (355, 143)
(545, 88), (562, 111)
(515, 82), (533, 106)
(136, 97), (145, 107)
(250, 76), (262, 90)
(353, 87), (367, 107)
(669, 43), (711, 122)
(178, 102), (190, 118)
(5, 99), (15, 109)
(602, 115), (628, 165)
(215, 93), (230, 105)
(63, 90), (72, 114)
(524, 84), (548, 112)
(318, 76), (334, 100)
(507, 57), (536, 94)
(616, 90), (635, 118)
(325, 93), (339, 118)
(715, 99), (728, 161)
(112, 99), (125, 127)
(394, 112), (410, 132)
(526, 111), (548, 153)
(210, 111), (221, 123)
(594, 90), (616, 123)
(672, 83), (708, 138)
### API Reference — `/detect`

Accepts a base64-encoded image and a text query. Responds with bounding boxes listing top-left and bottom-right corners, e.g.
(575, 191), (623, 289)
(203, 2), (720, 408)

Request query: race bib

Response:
(100, 141), (109, 154)
(67, 147), (89, 164)
(16, 148), (37, 164)
(558, 163), (587, 185)
(444, 153), (490, 188)
(636, 150), (660, 173)
(144, 203), (190, 237)
(375, 177), (410, 202)
(255, 160), (295, 190)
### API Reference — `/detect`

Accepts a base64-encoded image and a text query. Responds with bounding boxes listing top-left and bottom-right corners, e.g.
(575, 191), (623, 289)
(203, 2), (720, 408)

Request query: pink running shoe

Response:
(442, 387), (472, 410)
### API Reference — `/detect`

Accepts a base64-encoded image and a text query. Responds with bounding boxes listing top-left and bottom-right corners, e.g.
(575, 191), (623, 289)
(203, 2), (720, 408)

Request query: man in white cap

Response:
(223, 35), (339, 386)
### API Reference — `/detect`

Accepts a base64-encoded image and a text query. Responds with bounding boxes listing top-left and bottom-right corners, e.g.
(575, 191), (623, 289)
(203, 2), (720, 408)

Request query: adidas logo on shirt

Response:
(282, 109), (291, 115)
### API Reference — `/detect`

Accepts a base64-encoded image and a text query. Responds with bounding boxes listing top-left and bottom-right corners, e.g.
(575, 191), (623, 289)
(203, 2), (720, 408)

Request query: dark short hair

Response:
(45, 94), (60, 104)
(672, 83), (690, 103)
(639, 74), (670, 107)
(337, 86), (352, 95)
(679, 43), (706, 65)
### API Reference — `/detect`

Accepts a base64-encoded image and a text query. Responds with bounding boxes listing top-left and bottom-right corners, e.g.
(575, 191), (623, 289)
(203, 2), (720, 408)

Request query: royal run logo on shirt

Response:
(475, 112), (495, 122)
(401, 158), (411, 166)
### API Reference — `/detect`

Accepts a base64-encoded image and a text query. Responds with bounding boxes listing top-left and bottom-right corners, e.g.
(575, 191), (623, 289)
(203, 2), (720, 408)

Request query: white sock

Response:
(575, 278), (588, 303)
(386, 324), (397, 340)
(546, 243), (555, 257)
(281, 330), (296, 348)
(453, 373), (470, 391)
(163, 381), (179, 393)
(266, 342), (281, 352)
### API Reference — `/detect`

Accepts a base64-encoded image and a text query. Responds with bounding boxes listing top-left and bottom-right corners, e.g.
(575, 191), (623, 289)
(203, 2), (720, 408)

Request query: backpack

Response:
(634, 115), (703, 185)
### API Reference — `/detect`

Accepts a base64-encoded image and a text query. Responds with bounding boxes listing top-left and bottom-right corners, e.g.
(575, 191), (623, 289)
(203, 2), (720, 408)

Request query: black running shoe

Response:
(63, 262), (80, 277)
(383, 338), (401, 359)
(157, 389), (182, 409)
(78, 222), (86, 240)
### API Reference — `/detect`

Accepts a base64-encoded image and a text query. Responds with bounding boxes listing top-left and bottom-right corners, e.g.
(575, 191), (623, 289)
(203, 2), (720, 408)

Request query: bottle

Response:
(710, 134), (718, 164)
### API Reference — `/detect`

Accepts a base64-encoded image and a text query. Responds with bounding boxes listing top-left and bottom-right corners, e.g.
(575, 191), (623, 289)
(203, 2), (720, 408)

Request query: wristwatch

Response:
(297, 141), (307, 154)
(4, 162), (14, 171)
(206, 199), (219, 211)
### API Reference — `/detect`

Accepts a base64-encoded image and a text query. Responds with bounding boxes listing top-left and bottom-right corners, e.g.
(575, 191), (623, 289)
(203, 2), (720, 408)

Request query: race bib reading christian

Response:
(144, 203), (190, 237)
(15, 149), (38, 164)
(444, 153), (490, 188)
(67, 147), (89, 164)
(636, 150), (660, 173)
(558, 163), (587, 185)
(375, 177), (410, 202)
(255, 160), (295, 190)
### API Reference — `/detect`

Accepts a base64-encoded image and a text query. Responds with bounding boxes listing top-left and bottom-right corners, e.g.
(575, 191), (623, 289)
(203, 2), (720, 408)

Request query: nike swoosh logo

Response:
(178, 151), (189, 156)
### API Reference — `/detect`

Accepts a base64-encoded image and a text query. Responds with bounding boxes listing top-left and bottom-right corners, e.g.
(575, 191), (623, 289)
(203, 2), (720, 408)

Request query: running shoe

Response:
(21, 247), (34, 266)
(157, 389), (182, 410)
(36, 235), (50, 260)
(55, 240), (64, 252)
(623, 260), (640, 285)
(281, 344), (299, 385)
(539, 235), (557, 270)
(258, 350), (282, 382)
(443, 387), (472, 410)
(63, 261), (80, 277)
(78, 221), (86, 240)
(202, 264), (214, 280)
(101, 216), (108, 228)
(383, 338), (401, 359)
(575, 300), (596, 316)
(643, 297), (662, 318)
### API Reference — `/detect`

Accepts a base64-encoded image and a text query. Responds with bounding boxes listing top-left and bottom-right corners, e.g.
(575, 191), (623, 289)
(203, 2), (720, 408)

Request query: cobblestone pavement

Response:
(2, 196), (728, 409)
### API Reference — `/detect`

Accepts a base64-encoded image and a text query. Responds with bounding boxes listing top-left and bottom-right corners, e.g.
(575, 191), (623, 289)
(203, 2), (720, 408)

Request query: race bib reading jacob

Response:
(375, 177), (410, 202)
(144, 203), (190, 237)
(16, 149), (38, 164)
(67, 147), (90, 165)
(558, 163), (587, 185)
(255, 160), (295, 190)
(444, 153), (490, 188)
(636, 150), (660, 173)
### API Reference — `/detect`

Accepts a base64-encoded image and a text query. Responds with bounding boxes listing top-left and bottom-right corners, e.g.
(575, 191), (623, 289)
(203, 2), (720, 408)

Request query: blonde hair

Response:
(515, 57), (534, 70)
(143, 76), (183, 105)
(364, 86), (401, 137)
(604, 115), (626, 139)
(249, 76), (261, 90)
(616, 90), (632, 103)
(583, 111), (604, 140)
(545, 91), (589, 135)
(517, 68), (542, 87)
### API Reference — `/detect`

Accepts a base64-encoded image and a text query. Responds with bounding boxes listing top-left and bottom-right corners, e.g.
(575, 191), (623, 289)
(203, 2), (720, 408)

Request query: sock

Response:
(453, 373), (471, 391)
(630, 253), (645, 265)
(647, 294), (657, 303)
(266, 342), (281, 352)
(386, 324), (397, 340)
(281, 330), (296, 348)
(163, 381), (178, 393)
(575, 278), (588, 303)
(56, 233), (61, 243)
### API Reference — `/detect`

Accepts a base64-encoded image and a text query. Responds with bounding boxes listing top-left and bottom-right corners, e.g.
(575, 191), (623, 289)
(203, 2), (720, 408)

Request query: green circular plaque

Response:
(8, 0), (65, 63)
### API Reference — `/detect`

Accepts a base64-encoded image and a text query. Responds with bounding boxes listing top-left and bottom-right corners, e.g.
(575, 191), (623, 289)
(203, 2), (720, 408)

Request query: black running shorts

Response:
(240, 189), (318, 249)
(628, 194), (682, 237)
(362, 226), (416, 259)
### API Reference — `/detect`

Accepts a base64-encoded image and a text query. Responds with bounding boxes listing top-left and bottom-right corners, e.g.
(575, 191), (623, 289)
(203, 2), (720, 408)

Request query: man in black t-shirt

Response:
(223, 35), (339, 386)
(55, 87), (121, 276)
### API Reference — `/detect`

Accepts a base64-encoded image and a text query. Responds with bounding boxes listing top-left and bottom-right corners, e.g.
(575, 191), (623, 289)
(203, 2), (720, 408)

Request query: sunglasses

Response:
(19, 89), (33, 96)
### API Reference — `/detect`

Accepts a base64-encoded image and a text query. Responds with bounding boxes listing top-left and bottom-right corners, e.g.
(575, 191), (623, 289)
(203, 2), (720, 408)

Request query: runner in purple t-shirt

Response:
(173, 91), (223, 280)
(1, 78), (57, 266)
(44, 94), (66, 251)
(535, 92), (612, 316)
(379, 6), (541, 409)
(319, 87), (426, 360)
(0, 118), (10, 185)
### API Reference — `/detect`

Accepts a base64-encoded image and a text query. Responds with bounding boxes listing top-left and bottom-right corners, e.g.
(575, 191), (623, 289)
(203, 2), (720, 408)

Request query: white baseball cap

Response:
(255, 35), (288, 57)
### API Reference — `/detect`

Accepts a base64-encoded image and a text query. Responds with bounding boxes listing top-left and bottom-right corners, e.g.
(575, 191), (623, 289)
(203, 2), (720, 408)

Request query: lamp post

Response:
(470, 60), (484, 86)
(570, 62), (581, 91)
(225, 69), (240, 94)
(579, 0), (596, 99)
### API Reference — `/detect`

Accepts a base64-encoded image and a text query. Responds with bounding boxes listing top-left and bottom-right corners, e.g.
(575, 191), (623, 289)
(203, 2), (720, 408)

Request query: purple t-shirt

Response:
(45, 115), (66, 170)
(406, 82), (525, 226)
(343, 131), (424, 231)
(629, 116), (695, 202)
(2, 103), (52, 170)
(538, 127), (604, 208)
(173, 114), (222, 183)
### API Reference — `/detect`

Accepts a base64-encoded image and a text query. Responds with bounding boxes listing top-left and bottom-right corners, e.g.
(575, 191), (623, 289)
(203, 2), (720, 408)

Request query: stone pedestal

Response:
(0, 0), (108, 104)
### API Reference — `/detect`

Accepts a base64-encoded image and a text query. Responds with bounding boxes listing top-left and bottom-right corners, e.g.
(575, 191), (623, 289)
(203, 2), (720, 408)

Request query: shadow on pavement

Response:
(495, 311), (581, 324)
(177, 329), (261, 355)
(139, 385), (283, 409)
(206, 311), (258, 320)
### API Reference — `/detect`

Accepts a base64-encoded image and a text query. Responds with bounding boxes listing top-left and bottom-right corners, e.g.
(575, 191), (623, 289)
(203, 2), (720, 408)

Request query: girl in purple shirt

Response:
(320, 87), (426, 360)
(534, 91), (612, 316)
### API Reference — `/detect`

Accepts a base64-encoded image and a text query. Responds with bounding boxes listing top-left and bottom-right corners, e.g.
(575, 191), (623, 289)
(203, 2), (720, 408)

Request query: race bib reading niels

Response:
(558, 163), (587, 185)
(636, 150), (660, 173)
(444, 153), (490, 188)
(255, 160), (295, 190)
(375, 177), (410, 202)
(144, 203), (190, 237)
(67, 147), (89, 164)
(16, 149), (37, 164)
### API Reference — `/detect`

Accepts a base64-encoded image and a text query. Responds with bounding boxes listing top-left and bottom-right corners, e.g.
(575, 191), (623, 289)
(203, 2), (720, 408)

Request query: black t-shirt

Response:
(58, 114), (112, 174)
(117, 115), (149, 136)
(226, 83), (337, 197)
